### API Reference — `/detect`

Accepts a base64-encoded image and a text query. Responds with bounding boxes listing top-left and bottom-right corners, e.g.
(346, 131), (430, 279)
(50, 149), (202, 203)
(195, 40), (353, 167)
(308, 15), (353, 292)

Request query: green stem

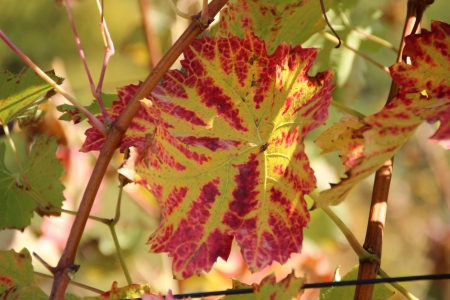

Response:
(378, 268), (419, 300)
(54, 207), (109, 223)
(108, 149), (132, 283)
(34, 272), (104, 294)
(2, 124), (31, 189)
(321, 206), (378, 262)
(320, 31), (390, 75)
(330, 100), (366, 120)
(108, 223), (132, 284)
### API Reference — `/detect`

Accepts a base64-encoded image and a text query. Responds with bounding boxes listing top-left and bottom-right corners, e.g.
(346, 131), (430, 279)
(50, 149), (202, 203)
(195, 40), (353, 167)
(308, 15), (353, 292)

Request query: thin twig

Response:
(49, 1), (229, 298)
(34, 272), (104, 294)
(330, 100), (366, 120)
(0, 30), (106, 135)
(319, 0), (341, 48)
(321, 31), (390, 75)
(33, 253), (56, 274)
(338, 9), (398, 53)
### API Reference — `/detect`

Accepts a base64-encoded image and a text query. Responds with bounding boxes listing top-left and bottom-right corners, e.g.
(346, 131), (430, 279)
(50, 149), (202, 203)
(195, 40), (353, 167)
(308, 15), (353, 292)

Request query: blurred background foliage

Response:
(1, 0), (450, 299)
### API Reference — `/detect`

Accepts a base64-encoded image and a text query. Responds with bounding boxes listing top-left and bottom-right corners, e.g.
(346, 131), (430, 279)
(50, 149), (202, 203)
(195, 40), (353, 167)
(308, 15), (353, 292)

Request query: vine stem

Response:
(49, 1), (229, 298)
(0, 30), (106, 136)
(318, 205), (418, 299)
(353, 1), (425, 299)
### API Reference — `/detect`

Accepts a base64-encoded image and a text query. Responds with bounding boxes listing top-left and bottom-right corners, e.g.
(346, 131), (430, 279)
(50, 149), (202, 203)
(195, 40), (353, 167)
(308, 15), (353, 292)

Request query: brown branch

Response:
(353, 1), (427, 299)
(49, 1), (229, 298)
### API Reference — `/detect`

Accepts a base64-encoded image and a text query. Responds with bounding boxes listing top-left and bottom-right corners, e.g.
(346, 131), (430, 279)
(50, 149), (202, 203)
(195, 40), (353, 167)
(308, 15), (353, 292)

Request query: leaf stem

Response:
(2, 123), (31, 189)
(337, 9), (399, 53)
(0, 30), (106, 136)
(107, 151), (132, 284)
(320, 206), (378, 262)
(351, 27), (399, 53)
(320, 31), (390, 75)
(330, 100), (366, 120)
(165, 0), (192, 19)
(378, 268), (419, 300)
(108, 223), (132, 284)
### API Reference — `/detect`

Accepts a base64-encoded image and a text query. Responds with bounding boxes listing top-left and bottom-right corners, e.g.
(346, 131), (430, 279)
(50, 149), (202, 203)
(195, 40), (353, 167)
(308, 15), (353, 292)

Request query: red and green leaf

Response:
(0, 248), (47, 299)
(314, 20), (450, 207)
(390, 21), (450, 148)
(222, 272), (304, 300)
(216, 0), (332, 54)
(84, 32), (336, 279)
(84, 282), (154, 300)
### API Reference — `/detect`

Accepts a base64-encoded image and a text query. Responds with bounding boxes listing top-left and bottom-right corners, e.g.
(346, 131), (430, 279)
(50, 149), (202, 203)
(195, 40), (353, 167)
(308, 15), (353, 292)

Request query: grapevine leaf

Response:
(84, 282), (153, 300)
(216, 0), (332, 54)
(390, 21), (450, 148)
(315, 21), (450, 207)
(57, 93), (118, 124)
(319, 266), (394, 300)
(390, 21), (450, 100)
(0, 69), (62, 124)
(0, 248), (47, 299)
(0, 133), (65, 230)
(221, 272), (304, 300)
(93, 32), (335, 279)
(314, 94), (422, 207)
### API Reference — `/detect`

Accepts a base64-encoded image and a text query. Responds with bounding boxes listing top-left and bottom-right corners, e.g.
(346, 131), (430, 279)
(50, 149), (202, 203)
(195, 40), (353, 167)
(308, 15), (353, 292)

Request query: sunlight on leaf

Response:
(217, 0), (332, 54)
(0, 69), (62, 124)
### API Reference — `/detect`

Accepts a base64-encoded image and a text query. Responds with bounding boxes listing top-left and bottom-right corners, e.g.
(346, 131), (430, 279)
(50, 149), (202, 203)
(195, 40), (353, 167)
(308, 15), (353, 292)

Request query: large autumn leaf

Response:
(216, 0), (332, 54)
(221, 272), (304, 300)
(314, 21), (450, 207)
(82, 32), (335, 278)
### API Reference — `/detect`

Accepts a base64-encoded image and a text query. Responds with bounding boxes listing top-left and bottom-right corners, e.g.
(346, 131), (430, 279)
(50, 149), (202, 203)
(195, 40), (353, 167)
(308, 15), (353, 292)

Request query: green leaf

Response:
(0, 133), (65, 230)
(0, 248), (47, 299)
(84, 281), (153, 299)
(216, 0), (332, 54)
(221, 272), (304, 300)
(319, 266), (394, 300)
(0, 69), (62, 124)
(57, 93), (118, 123)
